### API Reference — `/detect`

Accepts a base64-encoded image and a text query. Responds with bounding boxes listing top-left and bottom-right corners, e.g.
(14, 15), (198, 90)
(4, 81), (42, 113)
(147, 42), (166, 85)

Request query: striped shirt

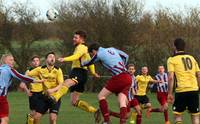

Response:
(0, 64), (34, 96)
(82, 47), (129, 76)
(128, 75), (137, 100)
(155, 73), (168, 93)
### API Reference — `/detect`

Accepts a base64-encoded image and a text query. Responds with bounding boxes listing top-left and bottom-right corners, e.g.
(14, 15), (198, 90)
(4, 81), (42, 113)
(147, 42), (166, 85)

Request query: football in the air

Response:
(46, 9), (59, 21)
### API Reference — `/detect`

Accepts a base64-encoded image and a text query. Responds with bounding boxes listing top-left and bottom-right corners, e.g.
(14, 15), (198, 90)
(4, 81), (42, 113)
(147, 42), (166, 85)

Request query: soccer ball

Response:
(46, 9), (59, 21)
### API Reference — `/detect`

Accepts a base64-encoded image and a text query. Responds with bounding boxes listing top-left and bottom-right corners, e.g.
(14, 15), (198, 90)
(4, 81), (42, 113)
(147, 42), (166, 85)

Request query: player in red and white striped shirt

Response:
(147, 65), (170, 124)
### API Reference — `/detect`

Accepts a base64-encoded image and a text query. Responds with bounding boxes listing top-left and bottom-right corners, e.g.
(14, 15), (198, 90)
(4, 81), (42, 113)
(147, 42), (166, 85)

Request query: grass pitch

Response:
(8, 92), (197, 124)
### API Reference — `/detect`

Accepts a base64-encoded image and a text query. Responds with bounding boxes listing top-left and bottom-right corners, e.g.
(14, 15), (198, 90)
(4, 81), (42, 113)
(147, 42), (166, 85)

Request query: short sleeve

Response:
(167, 57), (175, 72)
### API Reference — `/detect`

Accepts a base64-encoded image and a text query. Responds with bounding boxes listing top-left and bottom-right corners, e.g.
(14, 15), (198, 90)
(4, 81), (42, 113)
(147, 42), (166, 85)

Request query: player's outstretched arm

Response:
(58, 53), (82, 62)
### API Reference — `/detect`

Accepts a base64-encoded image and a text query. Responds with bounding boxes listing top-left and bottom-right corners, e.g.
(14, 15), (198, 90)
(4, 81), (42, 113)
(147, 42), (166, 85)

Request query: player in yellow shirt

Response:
(167, 38), (200, 124)
(134, 66), (162, 118)
(19, 55), (42, 124)
(27, 52), (64, 124)
(49, 30), (100, 120)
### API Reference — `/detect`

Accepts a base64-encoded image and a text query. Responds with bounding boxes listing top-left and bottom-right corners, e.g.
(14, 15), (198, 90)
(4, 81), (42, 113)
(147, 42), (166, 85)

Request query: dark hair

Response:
(45, 52), (55, 59)
(88, 43), (100, 53)
(74, 30), (87, 40)
(174, 38), (185, 51)
(31, 55), (40, 61)
(128, 64), (135, 68)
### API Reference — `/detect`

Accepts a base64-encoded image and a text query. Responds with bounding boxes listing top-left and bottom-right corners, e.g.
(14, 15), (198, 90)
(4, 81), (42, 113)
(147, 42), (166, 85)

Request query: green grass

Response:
(7, 92), (197, 124)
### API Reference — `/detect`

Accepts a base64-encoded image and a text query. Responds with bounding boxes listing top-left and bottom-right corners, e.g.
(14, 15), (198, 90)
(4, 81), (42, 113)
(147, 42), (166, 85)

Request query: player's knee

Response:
(49, 116), (57, 122)
(1, 117), (9, 124)
(146, 103), (151, 108)
(97, 94), (105, 100)
(64, 79), (76, 87)
(33, 113), (42, 120)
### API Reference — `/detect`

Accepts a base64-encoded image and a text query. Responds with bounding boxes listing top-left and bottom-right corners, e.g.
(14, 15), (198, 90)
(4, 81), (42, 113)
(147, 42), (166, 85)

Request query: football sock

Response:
(99, 99), (110, 122)
(27, 114), (34, 124)
(136, 114), (142, 124)
(164, 110), (169, 122)
(130, 112), (137, 123)
(76, 100), (97, 113)
(50, 86), (68, 102)
(120, 107), (127, 124)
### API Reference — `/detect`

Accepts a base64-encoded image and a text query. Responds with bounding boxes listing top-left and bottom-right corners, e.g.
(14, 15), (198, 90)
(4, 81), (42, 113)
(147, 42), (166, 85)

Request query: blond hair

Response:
(1, 54), (13, 64)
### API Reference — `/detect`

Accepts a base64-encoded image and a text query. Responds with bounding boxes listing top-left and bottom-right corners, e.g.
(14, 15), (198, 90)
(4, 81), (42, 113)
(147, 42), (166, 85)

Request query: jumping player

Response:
(81, 43), (131, 124)
(108, 64), (142, 124)
(49, 31), (100, 117)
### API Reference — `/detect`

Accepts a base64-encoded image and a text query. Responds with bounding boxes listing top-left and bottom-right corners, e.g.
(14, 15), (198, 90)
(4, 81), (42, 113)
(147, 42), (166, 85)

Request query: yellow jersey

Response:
(27, 65), (64, 90)
(136, 75), (154, 96)
(26, 67), (43, 92)
(63, 44), (96, 74)
(167, 52), (200, 92)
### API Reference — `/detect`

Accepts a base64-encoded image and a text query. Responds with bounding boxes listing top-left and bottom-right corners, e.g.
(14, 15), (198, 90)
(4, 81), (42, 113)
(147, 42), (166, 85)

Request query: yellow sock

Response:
(129, 112), (137, 124)
(51, 86), (68, 102)
(76, 100), (97, 113)
(27, 114), (34, 124)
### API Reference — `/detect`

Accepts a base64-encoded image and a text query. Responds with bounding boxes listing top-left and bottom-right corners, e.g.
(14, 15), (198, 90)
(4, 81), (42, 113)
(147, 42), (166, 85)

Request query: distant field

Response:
(8, 92), (197, 124)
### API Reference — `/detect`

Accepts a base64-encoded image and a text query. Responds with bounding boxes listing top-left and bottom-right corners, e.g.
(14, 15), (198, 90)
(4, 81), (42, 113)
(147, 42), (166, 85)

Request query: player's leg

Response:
(191, 114), (199, 124)
(33, 112), (42, 124)
(0, 96), (9, 124)
(70, 91), (96, 113)
(174, 114), (183, 124)
(49, 113), (57, 124)
(49, 99), (61, 124)
(118, 93), (128, 124)
(132, 99), (142, 124)
(187, 91), (199, 124)
(50, 79), (74, 102)
(98, 87), (112, 123)
(1, 117), (9, 124)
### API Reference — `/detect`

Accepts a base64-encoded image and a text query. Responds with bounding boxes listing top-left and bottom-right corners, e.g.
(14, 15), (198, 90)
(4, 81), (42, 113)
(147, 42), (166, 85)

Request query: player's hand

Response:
(26, 90), (32, 96)
(167, 94), (174, 104)
(46, 89), (54, 95)
(57, 58), (64, 62)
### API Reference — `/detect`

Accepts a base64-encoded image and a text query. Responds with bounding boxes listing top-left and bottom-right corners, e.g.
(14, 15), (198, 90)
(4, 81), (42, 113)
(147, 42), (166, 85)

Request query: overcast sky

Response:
(4, 0), (200, 19)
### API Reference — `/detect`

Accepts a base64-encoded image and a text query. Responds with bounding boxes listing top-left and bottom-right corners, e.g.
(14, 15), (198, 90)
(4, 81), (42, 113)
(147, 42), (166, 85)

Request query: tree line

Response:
(1, 0), (200, 91)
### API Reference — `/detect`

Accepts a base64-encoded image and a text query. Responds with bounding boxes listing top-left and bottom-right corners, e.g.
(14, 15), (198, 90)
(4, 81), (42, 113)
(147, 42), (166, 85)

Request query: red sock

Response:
(99, 99), (110, 122)
(164, 110), (169, 122)
(136, 114), (142, 124)
(150, 108), (161, 112)
(120, 107), (127, 124)
(110, 111), (120, 118)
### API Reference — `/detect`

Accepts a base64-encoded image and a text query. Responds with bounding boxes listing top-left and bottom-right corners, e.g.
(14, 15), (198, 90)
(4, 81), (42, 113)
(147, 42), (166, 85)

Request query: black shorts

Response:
(173, 91), (199, 114)
(35, 94), (61, 115)
(69, 68), (88, 93)
(134, 95), (150, 104)
(29, 92), (43, 110)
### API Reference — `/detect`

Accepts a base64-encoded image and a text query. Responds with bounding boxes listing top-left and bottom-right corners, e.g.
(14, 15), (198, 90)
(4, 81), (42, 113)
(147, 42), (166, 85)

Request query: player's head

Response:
(158, 65), (165, 74)
(31, 55), (40, 68)
(88, 42), (100, 56)
(141, 66), (148, 75)
(1, 54), (15, 68)
(73, 30), (87, 46)
(174, 38), (185, 51)
(128, 64), (135, 75)
(45, 52), (56, 66)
